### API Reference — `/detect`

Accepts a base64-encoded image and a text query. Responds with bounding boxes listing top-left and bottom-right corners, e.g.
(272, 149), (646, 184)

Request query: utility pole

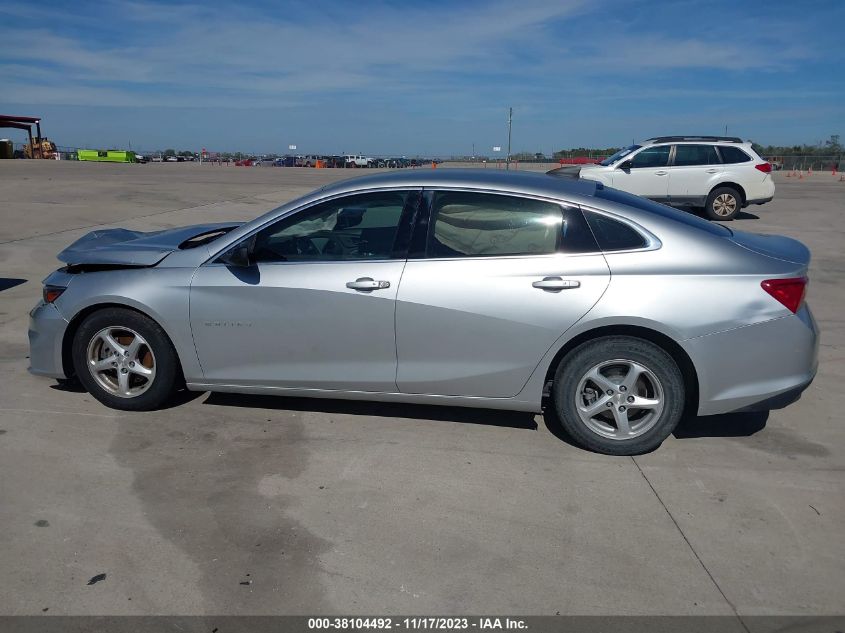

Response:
(506, 107), (513, 170)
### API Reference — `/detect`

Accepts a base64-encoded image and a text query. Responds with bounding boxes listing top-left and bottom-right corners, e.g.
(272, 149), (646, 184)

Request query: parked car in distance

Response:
(29, 170), (817, 455)
(296, 155), (322, 167)
(324, 155), (346, 168)
(345, 155), (370, 168)
(549, 136), (775, 221)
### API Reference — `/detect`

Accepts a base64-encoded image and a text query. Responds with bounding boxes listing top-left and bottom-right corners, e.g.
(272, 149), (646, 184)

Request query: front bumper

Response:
(28, 301), (69, 379)
(687, 305), (818, 416)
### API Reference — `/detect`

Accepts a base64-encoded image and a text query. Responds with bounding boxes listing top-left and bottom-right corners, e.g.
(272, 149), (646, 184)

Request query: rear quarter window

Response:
(593, 187), (730, 236)
(583, 212), (647, 251)
(718, 146), (752, 164)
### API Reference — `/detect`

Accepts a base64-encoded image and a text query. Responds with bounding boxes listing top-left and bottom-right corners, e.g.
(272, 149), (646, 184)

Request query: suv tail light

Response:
(761, 277), (807, 313)
(755, 162), (772, 174)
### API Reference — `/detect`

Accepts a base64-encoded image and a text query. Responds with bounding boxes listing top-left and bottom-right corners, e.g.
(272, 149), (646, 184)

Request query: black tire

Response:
(704, 186), (741, 221)
(552, 336), (685, 455)
(72, 307), (181, 411)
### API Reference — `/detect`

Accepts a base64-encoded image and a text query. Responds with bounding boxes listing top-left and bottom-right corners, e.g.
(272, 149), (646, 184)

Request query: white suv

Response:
(566, 136), (774, 220)
(345, 155), (371, 168)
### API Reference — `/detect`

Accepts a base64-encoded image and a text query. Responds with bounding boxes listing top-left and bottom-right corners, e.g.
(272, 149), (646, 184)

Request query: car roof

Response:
(641, 136), (747, 145)
(318, 168), (600, 202)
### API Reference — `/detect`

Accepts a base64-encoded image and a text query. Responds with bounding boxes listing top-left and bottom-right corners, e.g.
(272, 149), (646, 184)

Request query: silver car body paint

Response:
(29, 170), (818, 416)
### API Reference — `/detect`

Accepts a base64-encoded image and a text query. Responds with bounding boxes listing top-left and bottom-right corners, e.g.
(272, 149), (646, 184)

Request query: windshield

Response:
(600, 145), (640, 166)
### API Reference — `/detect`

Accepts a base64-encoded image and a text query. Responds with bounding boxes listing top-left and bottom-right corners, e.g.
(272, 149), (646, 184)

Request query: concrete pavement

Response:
(0, 161), (842, 616)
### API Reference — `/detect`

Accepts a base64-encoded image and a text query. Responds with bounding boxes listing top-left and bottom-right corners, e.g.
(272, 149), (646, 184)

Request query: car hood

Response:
(57, 222), (244, 266)
(546, 166), (582, 178)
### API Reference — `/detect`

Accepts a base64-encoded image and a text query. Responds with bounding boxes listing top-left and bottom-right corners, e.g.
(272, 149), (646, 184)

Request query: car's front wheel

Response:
(705, 186), (741, 220)
(72, 307), (180, 411)
(552, 336), (685, 455)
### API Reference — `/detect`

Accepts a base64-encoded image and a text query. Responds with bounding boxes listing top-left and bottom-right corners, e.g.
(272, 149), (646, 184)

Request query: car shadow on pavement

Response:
(672, 410), (769, 438)
(540, 408), (770, 451)
(203, 392), (539, 430)
(735, 211), (760, 220)
(0, 278), (26, 292)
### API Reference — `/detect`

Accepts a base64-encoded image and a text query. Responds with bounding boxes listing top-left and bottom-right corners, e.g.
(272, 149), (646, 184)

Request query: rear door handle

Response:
(346, 277), (390, 291)
(655, 170), (668, 176)
(532, 277), (580, 291)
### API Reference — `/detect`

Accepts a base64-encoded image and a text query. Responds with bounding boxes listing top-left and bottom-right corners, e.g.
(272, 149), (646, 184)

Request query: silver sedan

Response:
(28, 170), (818, 454)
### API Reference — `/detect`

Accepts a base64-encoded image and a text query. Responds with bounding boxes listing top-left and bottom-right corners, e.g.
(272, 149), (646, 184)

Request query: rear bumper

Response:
(734, 377), (813, 412)
(28, 301), (69, 379)
(746, 195), (774, 206)
(688, 305), (818, 416)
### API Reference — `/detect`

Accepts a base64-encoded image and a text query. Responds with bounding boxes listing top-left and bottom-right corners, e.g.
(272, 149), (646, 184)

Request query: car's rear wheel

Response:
(552, 336), (685, 455)
(705, 186), (741, 220)
(72, 308), (180, 411)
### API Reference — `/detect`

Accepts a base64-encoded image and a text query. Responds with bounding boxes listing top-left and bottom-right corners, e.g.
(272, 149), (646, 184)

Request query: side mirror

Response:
(218, 238), (253, 267)
(618, 160), (632, 170)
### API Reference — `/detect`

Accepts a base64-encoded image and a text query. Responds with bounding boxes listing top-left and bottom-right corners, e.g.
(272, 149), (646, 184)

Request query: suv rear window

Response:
(593, 188), (730, 236)
(718, 146), (752, 164)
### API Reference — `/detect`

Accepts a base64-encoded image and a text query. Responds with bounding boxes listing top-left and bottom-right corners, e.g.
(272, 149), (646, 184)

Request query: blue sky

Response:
(1, 0), (842, 155)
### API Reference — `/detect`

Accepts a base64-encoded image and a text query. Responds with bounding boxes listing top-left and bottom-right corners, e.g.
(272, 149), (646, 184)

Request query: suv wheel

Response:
(552, 336), (685, 455)
(72, 308), (180, 411)
(705, 186), (741, 221)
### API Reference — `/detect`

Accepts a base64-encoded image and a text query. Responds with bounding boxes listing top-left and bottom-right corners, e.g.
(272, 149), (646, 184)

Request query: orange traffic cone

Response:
(431, 161), (436, 169)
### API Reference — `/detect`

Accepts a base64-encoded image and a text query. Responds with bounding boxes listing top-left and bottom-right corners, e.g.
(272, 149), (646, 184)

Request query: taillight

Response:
(42, 286), (65, 303)
(761, 277), (807, 313)
(755, 163), (772, 174)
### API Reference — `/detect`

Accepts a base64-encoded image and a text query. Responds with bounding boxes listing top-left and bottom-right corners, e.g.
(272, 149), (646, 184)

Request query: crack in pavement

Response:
(632, 455), (750, 631)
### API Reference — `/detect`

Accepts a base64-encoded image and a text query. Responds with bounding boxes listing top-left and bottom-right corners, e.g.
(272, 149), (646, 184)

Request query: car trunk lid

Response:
(729, 229), (811, 266)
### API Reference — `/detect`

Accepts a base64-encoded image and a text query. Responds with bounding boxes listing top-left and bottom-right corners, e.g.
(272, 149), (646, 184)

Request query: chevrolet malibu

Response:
(28, 170), (818, 454)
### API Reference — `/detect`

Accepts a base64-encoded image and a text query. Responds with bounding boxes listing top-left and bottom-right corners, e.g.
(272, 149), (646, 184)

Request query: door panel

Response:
(189, 189), (417, 391)
(611, 145), (671, 198)
(396, 191), (610, 399)
(667, 144), (722, 200)
(395, 254), (610, 397)
(190, 261), (404, 390)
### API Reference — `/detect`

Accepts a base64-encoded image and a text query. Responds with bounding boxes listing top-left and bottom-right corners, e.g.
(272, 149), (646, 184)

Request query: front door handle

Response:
(532, 277), (580, 291)
(705, 168), (718, 173)
(654, 170), (668, 176)
(346, 277), (390, 291)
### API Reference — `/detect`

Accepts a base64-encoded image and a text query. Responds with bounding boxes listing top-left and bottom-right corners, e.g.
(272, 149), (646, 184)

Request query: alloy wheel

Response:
(575, 359), (664, 440)
(712, 193), (737, 217)
(86, 326), (156, 398)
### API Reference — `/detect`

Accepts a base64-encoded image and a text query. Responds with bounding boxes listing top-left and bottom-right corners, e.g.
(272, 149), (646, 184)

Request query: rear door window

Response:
(673, 144), (720, 166)
(426, 192), (598, 258)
